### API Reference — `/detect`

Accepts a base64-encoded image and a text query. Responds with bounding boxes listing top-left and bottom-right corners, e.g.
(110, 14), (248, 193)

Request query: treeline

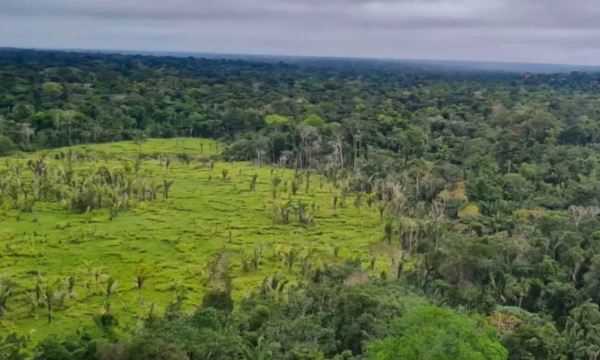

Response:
(4, 261), (594, 359)
(2, 263), (509, 360)
(2, 48), (600, 154)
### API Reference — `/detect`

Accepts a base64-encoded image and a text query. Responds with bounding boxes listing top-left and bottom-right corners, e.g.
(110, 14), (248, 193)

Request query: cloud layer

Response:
(2, 0), (600, 65)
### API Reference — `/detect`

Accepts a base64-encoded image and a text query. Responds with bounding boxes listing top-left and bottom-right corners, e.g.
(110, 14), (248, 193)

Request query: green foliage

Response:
(27, 266), (427, 360)
(367, 305), (508, 360)
(265, 114), (290, 127)
(41, 82), (64, 98)
(303, 114), (325, 128)
(0, 333), (28, 360)
(0, 136), (16, 156)
(564, 302), (600, 360)
(32, 334), (97, 360)
(5, 49), (600, 359)
(503, 318), (565, 360)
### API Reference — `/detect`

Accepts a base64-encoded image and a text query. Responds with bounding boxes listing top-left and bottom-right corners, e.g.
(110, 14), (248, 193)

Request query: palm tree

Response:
(162, 179), (174, 199)
(105, 276), (118, 302)
(384, 222), (393, 244)
(135, 267), (149, 304)
(92, 267), (105, 295)
(66, 275), (76, 298)
(252, 246), (263, 270)
(291, 180), (299, 195)
(271, 176), (282, 199)
(260, 275), (289, 300)
(284, 249), (297, 272)
(43, 283), (57, 323)
(354, 193), (363, 209)
(0, 278), (14, 317)
(369, 257), (377, 271)
(305, 171), (311, 193)
(250, 174), (258, 192)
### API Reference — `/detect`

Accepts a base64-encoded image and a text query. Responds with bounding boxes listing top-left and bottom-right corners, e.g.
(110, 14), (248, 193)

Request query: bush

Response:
(0, 136), (16, 156)
(0, 333), (28, 360)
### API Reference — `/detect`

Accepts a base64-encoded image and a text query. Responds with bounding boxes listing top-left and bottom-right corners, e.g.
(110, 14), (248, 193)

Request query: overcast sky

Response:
(1, 0), (600, 65)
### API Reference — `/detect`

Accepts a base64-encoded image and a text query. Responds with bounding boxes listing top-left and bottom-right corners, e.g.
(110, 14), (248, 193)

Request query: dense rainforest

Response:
(3, 48), (600, 359)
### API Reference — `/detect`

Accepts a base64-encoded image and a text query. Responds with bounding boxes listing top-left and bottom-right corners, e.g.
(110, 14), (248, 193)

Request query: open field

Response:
(0, 138), (385, 341)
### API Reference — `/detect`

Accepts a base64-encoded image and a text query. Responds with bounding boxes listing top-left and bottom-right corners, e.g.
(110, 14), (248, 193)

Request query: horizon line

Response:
(2, 45), (600, 72)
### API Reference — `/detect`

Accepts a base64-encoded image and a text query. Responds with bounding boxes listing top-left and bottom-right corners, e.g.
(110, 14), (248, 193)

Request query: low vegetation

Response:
(0, 138), (386, 345)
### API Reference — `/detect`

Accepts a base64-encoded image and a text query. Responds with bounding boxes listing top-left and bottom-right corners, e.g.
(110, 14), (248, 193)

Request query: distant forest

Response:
(2, 48), (600, 152)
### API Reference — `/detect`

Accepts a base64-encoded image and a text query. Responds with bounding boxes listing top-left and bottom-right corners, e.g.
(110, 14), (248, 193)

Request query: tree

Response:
(135, 266), (149, 304)
(303, 114), (325, 128)
(493, 308), (566, 360)
(564, 302), (600, 360)
(0, 135), (16, 156)
(265, 114), (290, 127)
(0, 333), (27, 360)
(32, 334), (96, 360)
(41, 82), (64, 98)
(0, 279), (14, 318)
(367, 305), (508, 360)
(392, 125), (427, 163)
(502, 173), (532, 203)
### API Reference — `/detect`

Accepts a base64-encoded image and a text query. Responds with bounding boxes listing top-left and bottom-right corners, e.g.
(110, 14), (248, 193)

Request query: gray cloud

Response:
(1, 0), (600, 65)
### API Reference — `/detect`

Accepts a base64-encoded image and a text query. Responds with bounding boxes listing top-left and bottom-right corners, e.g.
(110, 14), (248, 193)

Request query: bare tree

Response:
(569, 205), (600, 228)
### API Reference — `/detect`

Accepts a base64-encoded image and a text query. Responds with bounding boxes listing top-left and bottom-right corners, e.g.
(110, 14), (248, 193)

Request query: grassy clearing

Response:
(0, 138), (388, 342)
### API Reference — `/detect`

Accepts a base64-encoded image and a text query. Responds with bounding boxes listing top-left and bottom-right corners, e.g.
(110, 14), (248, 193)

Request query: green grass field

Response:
(0, 138), (388, 342)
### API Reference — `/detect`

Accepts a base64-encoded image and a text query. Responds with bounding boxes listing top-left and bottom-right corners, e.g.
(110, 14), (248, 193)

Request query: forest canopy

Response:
(3, 48), (600, 359)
